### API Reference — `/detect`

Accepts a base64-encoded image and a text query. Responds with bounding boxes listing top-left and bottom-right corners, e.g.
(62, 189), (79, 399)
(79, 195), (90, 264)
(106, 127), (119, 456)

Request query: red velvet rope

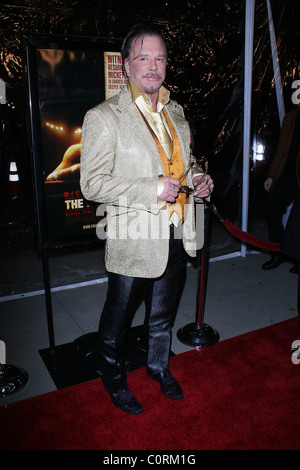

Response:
(208, 203), (281, 252)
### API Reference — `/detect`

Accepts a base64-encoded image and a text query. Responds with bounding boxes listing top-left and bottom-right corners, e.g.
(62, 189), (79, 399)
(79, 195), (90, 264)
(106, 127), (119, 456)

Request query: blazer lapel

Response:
(114, 87), (163, 163)
(111, 87), (189, 173)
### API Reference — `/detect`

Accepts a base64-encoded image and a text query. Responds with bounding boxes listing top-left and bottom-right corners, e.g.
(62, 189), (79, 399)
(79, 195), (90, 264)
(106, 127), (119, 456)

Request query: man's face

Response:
(124, 34), (167, 95)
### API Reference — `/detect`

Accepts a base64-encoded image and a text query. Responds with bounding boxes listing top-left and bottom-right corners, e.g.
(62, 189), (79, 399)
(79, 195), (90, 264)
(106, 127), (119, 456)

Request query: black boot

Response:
(149, 369), (184, 400)
(103, 378), (143, 415)
(262, 254), (286, 270)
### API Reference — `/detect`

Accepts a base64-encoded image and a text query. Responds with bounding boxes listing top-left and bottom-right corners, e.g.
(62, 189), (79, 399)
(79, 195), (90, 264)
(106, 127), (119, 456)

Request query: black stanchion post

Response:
(41, 245), (55, 352)
(41, 245), (58, 368)
(0, 363), (28, 398)
(177, 204), (219, 347)
(0, 337), (28, 398)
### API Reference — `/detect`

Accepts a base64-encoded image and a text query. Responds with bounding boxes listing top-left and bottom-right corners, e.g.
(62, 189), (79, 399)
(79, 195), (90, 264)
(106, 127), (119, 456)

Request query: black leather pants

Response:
(98, 233), (184, 393)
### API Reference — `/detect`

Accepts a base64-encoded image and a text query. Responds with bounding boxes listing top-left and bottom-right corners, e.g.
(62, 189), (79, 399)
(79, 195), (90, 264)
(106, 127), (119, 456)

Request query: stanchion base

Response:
(177, 322), (220, 347)
(0, 364), (28, 398)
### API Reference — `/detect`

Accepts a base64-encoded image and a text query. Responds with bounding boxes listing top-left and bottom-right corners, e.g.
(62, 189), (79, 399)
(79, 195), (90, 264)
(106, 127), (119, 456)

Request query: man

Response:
(262, 90), (300, 270)
(80, 25), (213, 415)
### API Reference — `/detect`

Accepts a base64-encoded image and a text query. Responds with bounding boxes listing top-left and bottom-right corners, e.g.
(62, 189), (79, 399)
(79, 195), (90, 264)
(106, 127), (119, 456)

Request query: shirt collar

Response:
(127, 79), (170, 111)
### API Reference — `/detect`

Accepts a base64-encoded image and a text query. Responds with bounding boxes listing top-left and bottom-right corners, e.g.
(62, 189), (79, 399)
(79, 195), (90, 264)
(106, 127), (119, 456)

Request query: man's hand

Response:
(264, 177), (273, 192)
(192, 174), (214, 198)
(158, 176), (181, 203)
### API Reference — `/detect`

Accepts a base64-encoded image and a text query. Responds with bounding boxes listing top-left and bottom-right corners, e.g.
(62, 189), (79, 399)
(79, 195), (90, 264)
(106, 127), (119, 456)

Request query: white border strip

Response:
(0, 277), (109, 303)
(0, 250), (262, 303)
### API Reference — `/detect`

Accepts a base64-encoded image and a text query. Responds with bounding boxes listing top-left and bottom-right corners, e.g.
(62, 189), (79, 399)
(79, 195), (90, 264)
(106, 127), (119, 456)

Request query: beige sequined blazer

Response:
(80, 87), (204, 278)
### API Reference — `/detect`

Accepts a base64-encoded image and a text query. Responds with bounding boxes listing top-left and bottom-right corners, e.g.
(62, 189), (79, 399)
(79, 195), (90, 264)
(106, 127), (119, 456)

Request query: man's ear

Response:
(124, 58), (130, 77)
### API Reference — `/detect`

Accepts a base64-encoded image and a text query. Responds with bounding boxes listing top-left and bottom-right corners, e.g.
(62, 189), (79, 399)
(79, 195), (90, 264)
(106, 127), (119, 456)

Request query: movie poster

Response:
(104, 51), (127, 99)
(29, 38), (125, 245)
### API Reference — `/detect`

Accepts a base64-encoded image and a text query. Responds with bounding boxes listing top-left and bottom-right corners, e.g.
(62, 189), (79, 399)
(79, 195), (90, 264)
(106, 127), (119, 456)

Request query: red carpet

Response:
(1, 317), (299, 450)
